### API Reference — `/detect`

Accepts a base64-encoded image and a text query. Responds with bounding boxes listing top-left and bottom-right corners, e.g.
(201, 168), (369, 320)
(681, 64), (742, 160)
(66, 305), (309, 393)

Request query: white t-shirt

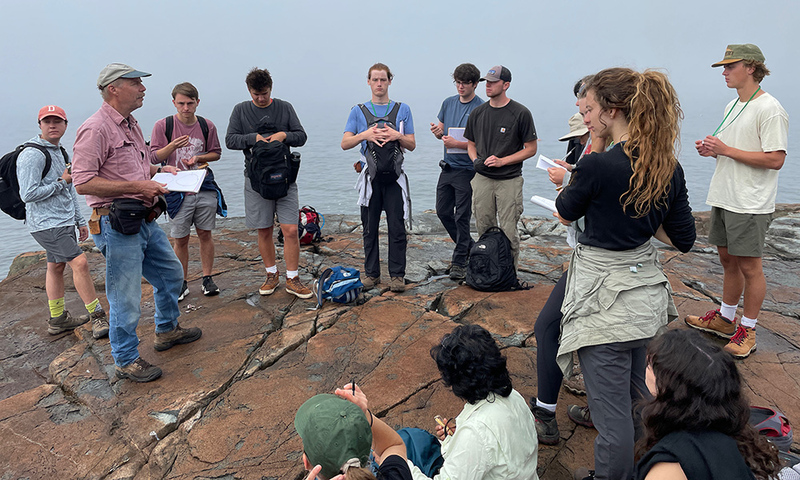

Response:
(706, 92), (789, 214)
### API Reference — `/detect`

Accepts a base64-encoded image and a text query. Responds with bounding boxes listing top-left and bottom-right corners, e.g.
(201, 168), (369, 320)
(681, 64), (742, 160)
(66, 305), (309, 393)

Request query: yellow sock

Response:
(49, 298), (65, 318)
(85, 298), (100, 313)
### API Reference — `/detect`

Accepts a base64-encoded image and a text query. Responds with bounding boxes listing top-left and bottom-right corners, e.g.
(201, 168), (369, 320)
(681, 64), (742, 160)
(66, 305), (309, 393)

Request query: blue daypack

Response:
(314, 267), (363, 307)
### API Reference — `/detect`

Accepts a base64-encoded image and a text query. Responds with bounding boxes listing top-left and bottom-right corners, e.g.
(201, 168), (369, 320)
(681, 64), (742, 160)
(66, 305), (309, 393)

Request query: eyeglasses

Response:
(453, 81), (474, 86)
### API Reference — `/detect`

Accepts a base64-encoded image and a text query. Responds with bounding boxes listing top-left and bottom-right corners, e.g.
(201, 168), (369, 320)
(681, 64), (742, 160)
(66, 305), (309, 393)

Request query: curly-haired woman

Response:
(635, 329), (780, 479)
(554, 67), (696, 480)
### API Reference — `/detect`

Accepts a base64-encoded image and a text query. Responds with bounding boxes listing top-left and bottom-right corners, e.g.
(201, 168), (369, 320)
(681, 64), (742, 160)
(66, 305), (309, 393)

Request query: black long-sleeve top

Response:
(556, 143), (696, 253)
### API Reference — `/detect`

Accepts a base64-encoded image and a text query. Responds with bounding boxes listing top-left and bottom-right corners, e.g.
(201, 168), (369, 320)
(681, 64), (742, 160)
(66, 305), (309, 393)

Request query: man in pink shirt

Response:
(72, 63), (202, 383)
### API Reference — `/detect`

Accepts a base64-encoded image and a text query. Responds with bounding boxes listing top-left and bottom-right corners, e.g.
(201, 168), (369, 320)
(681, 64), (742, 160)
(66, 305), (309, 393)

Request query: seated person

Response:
(420, 324), (539, 480)
(635, 329), (780, 480)
(296, 388), (412, 480)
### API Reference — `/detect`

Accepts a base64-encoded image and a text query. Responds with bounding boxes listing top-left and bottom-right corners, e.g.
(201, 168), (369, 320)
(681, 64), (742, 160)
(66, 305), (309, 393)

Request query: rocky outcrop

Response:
(1, 210), (799, 479)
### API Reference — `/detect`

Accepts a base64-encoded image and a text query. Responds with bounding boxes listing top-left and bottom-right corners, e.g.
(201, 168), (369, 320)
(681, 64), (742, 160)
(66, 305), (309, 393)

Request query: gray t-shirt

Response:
(225, 98), (307, 165)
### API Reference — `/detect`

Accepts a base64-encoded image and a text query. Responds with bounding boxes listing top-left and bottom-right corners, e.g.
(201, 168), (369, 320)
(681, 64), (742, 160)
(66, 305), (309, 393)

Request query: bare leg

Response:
(173, 235), (190, 279)
(196, 229), (214, 277)
(67, 253), (98, 304)
(280, 223), (300, 272)
(718, 247), (745, 306)
(45, 262), (66, 301)
(738, 256), (766, 319)
(257, 227), (277, 268)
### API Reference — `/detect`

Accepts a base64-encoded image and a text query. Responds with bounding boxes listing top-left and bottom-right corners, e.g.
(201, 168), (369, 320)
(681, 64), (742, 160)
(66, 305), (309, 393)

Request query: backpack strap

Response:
(197, 116), (209, 148)
(22, 143), (53, 179)
(164, 115), (174, 142)
(165, 115), (209, 147)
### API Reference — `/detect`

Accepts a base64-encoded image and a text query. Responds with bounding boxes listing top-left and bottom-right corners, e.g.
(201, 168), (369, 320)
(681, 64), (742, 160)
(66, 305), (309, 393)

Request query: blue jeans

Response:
(93, 215), (182, 367)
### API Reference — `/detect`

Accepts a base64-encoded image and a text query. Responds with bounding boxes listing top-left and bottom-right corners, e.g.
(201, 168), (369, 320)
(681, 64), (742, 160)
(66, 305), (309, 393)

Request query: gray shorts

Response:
(31, 225), (83, 263)
(244, 179), (299, 229)
(169, 190), (217, 238)
(708, 206), (772, 257)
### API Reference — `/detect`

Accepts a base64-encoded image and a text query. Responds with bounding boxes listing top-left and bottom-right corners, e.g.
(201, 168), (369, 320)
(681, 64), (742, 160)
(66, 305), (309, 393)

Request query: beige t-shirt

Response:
(706, 92), (789, 214)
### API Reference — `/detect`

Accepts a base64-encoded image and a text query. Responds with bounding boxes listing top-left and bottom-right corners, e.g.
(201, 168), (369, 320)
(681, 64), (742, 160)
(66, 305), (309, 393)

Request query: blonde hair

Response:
(586, 68), (683, 217)
(345, 467), (375, 480)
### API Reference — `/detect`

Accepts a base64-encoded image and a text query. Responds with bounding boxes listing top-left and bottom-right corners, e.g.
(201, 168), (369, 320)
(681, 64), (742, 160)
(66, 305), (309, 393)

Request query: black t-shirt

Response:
(464, 99), (537, 180)
(555, 143), (696, 252)
(636, 430), (755, 480)
(378, 455), (413, 480)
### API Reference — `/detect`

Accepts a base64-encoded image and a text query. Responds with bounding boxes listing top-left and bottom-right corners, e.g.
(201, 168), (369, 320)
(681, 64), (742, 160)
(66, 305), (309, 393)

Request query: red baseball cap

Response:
(38, 105), (67, 122)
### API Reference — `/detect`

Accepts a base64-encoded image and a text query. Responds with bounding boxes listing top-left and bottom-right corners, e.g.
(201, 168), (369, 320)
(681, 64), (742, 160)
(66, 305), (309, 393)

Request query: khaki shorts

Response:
(708, 207), (772, 257)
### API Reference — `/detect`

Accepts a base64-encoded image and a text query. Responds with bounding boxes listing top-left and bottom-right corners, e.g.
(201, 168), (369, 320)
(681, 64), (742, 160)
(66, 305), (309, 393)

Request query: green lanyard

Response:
(713, 86), (760, 136)
(369, 101), (391, 118)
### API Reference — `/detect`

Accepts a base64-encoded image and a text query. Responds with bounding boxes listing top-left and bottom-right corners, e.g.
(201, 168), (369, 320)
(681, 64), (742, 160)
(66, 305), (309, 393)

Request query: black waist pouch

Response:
(109, 198), (148, 235)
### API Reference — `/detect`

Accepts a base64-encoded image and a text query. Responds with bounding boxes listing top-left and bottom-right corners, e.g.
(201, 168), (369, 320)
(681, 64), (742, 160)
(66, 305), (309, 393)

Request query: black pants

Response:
(361, 180), (406, 278)
(535, 271), (567, 405)
(435, 166), (475, 267)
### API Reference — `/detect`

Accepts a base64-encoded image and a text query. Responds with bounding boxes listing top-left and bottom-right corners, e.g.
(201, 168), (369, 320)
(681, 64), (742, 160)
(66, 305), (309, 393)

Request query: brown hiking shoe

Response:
(154, 323), (202, 352)
(259, 271), (279, 295)
(82, 309), (109, 339)
(390, 276), (405, 293)
(286, 276), (313, 299)
(47, 310), (89, 335)
(685, 309), (736, 338)
(361, 276), (381, 290)
(724, 325), (757, 358)
(115, 357), (162, 383)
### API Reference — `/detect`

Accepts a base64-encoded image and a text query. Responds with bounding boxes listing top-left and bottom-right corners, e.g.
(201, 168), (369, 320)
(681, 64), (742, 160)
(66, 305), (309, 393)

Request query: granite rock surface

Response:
(1, 209), (799, 479)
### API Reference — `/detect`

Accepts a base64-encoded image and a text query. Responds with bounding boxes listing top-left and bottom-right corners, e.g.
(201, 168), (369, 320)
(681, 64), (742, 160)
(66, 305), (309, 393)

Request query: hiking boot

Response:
(685, 309), (736, 338)
(449, 264), (467, 281)
(115, 357), (162, 383)
(563, 371), (586, 396)
(286, 276), (313, 299)
(79, 308), (109, 339)
(361, 276), (381, 291)
(573, 467), (595, 480)
(390, 277), (405, 293)
(724, 325), (757, 358)
(178, 280), (190, 302)
(568, 404), (594, 428)
(202, 276), (220, 296)
(47, 310), (89, 335)
(154, 323), (202, 352)
(259, 271), (279, 295)
(530, 401), (560, 445)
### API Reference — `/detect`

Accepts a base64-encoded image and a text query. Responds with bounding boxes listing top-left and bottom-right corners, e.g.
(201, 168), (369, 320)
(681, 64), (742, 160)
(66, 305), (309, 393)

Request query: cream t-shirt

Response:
(706, 92), (789, 214)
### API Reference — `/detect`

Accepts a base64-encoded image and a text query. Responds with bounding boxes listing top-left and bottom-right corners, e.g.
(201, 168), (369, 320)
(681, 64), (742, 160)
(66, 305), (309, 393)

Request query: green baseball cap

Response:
(294, 394), (372, 479)
(712, 44), (765, 67)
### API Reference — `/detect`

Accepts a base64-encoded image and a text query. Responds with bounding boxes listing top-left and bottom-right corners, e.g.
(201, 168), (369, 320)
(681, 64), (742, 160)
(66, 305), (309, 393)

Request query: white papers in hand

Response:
(446, 127), (467, 154)
(152, 170), (205, 193)
(530, 195), (557, 213)
(536, 154), (567, 171)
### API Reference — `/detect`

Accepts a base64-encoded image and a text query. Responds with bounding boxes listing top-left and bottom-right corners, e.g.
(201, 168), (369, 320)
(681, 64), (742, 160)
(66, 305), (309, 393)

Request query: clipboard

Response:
(446, 127), (467, 154)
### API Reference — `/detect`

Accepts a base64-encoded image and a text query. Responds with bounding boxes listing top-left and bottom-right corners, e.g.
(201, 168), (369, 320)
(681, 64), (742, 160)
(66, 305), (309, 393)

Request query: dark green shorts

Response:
(708, 207), (772, 257)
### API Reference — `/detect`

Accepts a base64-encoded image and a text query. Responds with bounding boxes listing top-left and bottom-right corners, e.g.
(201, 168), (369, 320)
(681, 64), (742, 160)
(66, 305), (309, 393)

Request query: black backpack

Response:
(465, 227), (527, 292)
(359, 102), (404, 183)
(247, 140), (292, 200)
(0, 143), (65, 220)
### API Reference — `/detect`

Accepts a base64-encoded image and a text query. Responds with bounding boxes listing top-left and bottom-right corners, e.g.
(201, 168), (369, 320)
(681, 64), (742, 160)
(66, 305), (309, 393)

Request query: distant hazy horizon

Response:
(1, 0), (796, 276)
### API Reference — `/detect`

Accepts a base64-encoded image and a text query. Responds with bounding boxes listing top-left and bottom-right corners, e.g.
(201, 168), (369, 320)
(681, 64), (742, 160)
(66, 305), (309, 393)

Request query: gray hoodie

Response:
(16, 135), (85, 233)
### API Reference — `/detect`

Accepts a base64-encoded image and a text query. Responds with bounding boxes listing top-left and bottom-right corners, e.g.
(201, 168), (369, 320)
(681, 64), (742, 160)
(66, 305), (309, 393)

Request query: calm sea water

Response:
(2, 112), (797, 279)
